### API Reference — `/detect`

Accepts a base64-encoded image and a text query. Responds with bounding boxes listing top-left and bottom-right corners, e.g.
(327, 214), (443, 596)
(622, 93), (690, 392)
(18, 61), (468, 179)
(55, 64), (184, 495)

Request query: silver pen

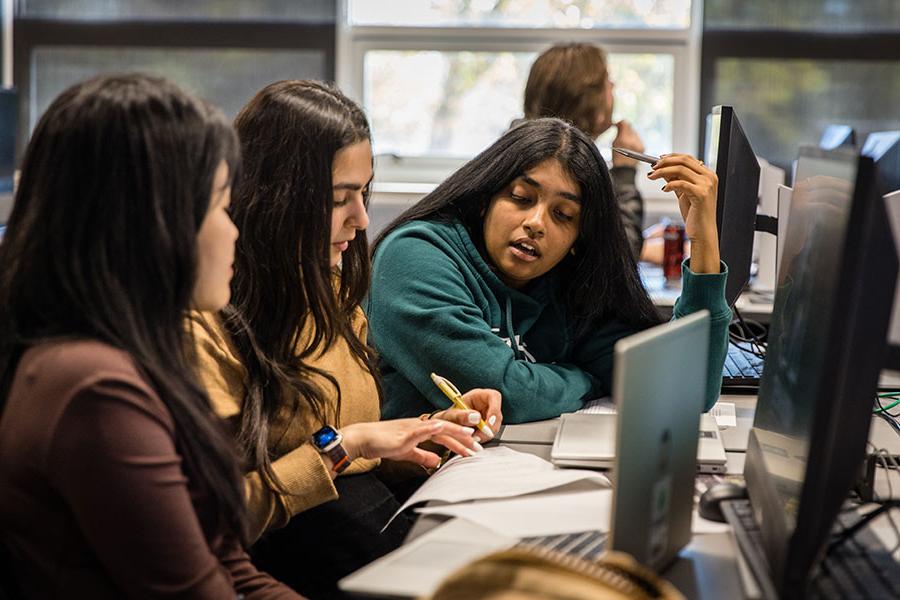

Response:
(612, 147), (660, 165)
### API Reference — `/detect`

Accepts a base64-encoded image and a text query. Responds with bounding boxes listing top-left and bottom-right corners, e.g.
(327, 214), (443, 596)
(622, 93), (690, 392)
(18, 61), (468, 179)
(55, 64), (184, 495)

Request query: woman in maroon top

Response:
(0, 74), (301, 599)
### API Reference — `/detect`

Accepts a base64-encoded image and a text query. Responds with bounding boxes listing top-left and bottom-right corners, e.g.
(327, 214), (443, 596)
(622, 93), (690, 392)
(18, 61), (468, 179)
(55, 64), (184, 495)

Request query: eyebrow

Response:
(333, 175), (374, 191)
(520, 175), (581, 203)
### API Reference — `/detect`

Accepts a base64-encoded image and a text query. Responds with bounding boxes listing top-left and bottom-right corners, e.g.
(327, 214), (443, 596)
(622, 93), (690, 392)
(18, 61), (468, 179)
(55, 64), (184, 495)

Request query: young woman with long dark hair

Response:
(369, 118), (731, 424)
(190, 80), (501, 599)
(0, 74), (299, 598)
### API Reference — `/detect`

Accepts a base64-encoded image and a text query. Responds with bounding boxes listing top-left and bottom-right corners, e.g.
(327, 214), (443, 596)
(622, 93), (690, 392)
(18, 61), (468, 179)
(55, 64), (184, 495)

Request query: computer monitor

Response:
(818, 124), (856, 151)
(744, 147), (897, 597)
(862, 130), (900, 194)
(705, 106), (761, 307)
(883, 189), (900, 371)
(0, 88), (15, 226)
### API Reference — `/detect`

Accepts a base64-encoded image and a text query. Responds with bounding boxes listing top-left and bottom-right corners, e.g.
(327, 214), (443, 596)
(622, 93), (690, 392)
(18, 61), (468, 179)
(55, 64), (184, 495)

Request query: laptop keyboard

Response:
(518, 530), (608, 560)
(724, 499), (900, 599)
(722, 343), (765, 388)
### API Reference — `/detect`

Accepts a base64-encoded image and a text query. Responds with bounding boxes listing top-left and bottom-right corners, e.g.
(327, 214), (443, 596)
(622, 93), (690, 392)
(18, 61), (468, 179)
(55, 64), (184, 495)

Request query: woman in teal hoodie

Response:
(368, 118), (731, 423)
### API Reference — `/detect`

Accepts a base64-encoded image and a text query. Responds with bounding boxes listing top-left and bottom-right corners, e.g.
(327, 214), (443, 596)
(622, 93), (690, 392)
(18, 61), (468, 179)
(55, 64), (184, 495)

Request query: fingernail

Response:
(459, 426), (475, 435)
(481, 425), (495, 439)
(467, 412), (480, 425)
(488, 415), (497, 426)
(465, 448), (477, 457)
(472, 441), (485, 452)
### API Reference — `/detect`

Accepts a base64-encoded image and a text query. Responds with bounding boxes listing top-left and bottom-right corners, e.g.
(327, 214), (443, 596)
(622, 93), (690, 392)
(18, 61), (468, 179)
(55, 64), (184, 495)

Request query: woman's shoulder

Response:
(7, 339), (169, 440)
(188, 310), (244, 370)
(20, 339), (153, 396)
(377, 219), (465, 252)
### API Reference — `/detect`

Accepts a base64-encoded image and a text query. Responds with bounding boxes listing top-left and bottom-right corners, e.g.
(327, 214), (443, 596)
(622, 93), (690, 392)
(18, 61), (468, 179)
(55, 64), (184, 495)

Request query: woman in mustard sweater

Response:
(190, 80), (501, 599)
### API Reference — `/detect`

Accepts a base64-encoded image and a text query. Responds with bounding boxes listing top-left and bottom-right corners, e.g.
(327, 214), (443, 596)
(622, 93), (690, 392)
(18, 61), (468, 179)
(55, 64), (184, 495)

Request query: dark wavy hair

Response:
(224, 80), (377, 489)
(0, 74), (247, 541)
(373, 118), (660, 333)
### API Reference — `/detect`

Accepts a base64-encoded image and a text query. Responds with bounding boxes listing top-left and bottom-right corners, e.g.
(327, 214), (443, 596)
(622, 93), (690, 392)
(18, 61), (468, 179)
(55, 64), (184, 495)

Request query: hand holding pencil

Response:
(430, 373), (502, 442)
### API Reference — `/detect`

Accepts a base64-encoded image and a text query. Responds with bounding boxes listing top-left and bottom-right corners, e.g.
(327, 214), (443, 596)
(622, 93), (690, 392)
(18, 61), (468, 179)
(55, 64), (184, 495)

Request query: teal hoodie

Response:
(367, 219), (732, 423)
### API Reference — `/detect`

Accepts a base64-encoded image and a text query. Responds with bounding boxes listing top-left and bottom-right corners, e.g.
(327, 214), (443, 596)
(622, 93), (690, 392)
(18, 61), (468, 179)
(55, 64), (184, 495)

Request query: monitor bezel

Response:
(744, 147), (898, 596)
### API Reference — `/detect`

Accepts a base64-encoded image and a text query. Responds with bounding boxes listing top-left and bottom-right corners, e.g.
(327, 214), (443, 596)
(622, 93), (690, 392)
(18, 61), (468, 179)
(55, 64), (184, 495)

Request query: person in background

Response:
(0, 74), (300, 599)
(369, 118), (731, 424)
(190, 80), (501, 599)
(522, 42), (648, 260)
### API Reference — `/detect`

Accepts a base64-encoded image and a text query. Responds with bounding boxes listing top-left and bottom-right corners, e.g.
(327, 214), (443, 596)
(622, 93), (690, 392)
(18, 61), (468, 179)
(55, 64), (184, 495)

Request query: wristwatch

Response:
(311, 425), (351, 474)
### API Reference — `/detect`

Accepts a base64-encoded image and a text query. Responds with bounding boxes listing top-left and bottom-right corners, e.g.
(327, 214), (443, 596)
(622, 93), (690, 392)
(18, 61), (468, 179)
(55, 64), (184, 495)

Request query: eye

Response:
(554, 208), (575, 222)
(509, 192), (530, 205)
(334, 195), (350, 207)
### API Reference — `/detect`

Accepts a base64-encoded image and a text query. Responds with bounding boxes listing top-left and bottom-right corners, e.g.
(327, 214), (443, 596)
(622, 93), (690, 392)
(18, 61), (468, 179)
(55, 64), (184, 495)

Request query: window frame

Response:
(337, 0), (703, 209)
(699, 18), (900, 164)
(12, 12), (336, 157)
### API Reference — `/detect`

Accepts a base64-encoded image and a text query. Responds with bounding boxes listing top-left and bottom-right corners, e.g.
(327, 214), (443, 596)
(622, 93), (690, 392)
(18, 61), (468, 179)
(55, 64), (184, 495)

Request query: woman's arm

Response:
(649, 154), (732, 411)
(47, 379), (299, 599)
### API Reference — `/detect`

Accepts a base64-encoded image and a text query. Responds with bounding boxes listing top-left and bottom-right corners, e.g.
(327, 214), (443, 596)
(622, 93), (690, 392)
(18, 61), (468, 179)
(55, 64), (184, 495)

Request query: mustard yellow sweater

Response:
(190, 308), (380, 542)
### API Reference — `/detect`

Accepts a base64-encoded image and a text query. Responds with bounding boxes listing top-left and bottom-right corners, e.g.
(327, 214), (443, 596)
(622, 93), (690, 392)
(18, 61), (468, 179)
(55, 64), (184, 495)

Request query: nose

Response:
(348, 194), (370, 231)
(522, 203), (546, 238)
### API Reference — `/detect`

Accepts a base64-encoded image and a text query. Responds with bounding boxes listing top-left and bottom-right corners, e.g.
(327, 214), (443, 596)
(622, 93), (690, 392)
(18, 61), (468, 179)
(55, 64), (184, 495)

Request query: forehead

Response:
(332, 139), (372, 175)
(517, 159), (580, 199)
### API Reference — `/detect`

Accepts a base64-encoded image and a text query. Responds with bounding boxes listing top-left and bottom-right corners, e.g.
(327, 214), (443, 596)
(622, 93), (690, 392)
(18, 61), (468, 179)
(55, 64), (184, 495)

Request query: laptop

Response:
(551, 412), (726, 474)
(339, 311), (712, 595)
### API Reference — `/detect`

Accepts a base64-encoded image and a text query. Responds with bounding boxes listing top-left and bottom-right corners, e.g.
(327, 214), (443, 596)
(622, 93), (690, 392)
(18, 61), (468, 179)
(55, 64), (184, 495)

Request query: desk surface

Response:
(404, 394), (900, 600)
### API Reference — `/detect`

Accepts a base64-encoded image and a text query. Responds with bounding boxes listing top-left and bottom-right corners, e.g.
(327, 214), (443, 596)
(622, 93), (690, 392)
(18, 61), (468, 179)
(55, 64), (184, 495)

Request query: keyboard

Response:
(722, 499), (900, 599)
(722, 343), (765, 388)
(518, 530), (607, 561)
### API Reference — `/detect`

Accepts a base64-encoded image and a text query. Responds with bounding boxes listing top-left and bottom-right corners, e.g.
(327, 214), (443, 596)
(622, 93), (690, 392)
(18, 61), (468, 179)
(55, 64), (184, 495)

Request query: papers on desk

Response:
(710, 401), (738, 428)
(339, 518), (516, 598)
(416, 483), (612, 537)
(385, 446), (610, 531)
(576, 396), (616, 414)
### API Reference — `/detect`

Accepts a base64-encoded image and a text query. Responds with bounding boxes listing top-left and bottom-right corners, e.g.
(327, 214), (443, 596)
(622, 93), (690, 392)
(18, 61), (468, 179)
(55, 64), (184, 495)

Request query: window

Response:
(13, 1), (336, 153)
(339, 0), (702, 191)
(701, 0), (900, 173)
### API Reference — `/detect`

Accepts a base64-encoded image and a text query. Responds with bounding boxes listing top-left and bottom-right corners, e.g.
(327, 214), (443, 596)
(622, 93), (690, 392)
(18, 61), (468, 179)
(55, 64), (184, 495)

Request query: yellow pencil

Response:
(430, 372), (494, 438)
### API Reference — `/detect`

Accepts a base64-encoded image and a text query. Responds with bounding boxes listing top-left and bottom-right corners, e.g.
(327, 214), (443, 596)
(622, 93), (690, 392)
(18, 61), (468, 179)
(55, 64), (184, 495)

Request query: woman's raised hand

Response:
(648, 154), (721, 274)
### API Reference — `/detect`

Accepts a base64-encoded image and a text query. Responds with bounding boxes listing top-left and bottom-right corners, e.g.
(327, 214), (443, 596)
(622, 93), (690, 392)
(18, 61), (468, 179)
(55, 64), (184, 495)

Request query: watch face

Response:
(312, 426), (338, 448)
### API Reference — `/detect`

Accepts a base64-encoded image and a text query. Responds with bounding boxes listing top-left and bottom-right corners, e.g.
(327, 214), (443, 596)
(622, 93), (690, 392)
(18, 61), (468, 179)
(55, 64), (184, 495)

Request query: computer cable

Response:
(825, 499), (900, 556)
(729, 305), (767, 358)
(873, 395), (900, 415)
(875, 393), (900, 418)
(870, 446), (900, 553)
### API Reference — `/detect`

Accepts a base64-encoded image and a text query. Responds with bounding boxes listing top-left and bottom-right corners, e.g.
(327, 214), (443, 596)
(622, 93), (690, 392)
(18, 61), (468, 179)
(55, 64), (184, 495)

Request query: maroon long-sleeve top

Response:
(0, 339), (302, 599)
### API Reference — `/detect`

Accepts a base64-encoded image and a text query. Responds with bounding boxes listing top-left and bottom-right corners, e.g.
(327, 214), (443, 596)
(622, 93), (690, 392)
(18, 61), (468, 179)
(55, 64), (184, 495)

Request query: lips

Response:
(509, 238), (541, 262)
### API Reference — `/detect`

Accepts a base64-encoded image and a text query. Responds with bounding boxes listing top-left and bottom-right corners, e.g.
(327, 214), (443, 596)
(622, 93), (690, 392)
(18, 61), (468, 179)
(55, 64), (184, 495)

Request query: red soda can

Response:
(663, 220), (685, 284)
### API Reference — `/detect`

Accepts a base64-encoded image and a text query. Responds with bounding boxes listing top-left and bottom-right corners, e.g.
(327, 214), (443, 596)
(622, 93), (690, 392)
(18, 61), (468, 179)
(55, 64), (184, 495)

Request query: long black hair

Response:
(0, 73), (248, 542)
(373, 118), (660, 333)
(223, 80), (378, 489)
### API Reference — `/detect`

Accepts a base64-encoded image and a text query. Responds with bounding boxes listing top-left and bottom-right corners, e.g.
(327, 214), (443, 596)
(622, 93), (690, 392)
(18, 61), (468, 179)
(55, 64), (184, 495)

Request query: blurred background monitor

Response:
(0, 88), (16, 226)
(705, 105), (761, 307)
(862, 130), (900, 195)
(746, 147), (896, 596)
(884, 190), (900, 372)
(818, 124), (856, 151)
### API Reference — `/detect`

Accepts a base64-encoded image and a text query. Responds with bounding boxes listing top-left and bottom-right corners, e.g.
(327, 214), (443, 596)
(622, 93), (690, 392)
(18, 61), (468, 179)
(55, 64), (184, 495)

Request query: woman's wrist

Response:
(337, 424), (361, 461)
